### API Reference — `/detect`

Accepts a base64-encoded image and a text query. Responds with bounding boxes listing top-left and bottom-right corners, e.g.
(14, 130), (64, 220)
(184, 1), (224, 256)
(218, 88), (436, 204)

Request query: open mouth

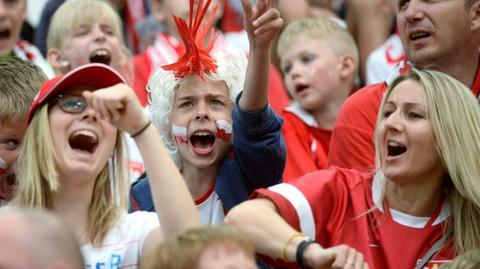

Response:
(89, 49), (112, 65)
(295, 84), (309, 93)
(68, 130), (98, 154)
(410, 31), (431, 42)
(0, 29), (11, 40)
(387, 141), (407, 157)
(190, 131), (215, 153)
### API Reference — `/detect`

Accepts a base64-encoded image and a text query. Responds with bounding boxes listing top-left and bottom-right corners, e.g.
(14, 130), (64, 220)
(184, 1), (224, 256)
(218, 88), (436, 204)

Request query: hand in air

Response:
(241, 0), (284, 49)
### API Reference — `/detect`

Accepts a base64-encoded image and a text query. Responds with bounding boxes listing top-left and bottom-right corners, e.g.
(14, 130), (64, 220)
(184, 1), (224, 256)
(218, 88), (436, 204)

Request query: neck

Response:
(418, 51), (479, 89)
(309, 86), (350, 129)
(181, 162), (218, 201)
(52, 174), (96, 245)
(385, 178), (444, 217)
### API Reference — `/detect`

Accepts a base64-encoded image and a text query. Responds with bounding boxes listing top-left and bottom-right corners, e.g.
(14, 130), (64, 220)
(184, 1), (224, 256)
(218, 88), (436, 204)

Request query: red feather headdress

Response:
(162, 0), (218, 80)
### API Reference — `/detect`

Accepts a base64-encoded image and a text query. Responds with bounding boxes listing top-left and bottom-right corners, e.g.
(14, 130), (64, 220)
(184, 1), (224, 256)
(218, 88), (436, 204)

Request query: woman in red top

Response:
(226, 69), (480, 269)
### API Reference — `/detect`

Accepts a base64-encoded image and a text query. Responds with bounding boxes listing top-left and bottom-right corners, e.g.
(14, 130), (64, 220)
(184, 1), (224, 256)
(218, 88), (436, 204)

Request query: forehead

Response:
(387, 79), (426, 105)
(281, 35), (333, 60)
(0, 117), (26, 134)
(175, 76), (229, 98)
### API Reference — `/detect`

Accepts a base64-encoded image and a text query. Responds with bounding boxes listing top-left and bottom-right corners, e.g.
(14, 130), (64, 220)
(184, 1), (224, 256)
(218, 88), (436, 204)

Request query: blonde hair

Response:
(375, 68), (480, 254)
(12, 104), (128, 245)
(148, 48), (247, 168)
(0, 57), (46, 119)
(141, 226), (255, 269)
(47, 0), (124, 50)
(277, 18), (358, 66)
(439, 249), (480, 269)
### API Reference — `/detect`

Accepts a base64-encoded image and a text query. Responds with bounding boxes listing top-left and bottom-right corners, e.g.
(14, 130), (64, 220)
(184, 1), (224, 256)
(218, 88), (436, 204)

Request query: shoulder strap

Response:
(414, 228), (452, 269)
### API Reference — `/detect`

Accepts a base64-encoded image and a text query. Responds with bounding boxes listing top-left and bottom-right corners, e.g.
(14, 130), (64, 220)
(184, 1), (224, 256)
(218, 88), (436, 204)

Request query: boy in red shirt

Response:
(277, 18), (358, 181)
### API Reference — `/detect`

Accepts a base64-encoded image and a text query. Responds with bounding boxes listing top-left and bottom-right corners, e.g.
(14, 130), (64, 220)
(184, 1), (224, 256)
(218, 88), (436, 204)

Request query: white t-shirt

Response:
(196, 188), (225, 226)
(82, 211), (159, 269)
(366, 33), (404, 85)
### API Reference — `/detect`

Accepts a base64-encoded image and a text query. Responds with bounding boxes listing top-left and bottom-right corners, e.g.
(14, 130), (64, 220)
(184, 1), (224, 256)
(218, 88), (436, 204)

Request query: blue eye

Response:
(56, 94), (88, 113)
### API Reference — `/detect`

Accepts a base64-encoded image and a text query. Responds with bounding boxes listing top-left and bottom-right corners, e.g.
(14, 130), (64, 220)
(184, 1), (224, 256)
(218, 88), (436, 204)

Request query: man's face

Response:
(397, 0), (473, 68)
(0, 0), (26, 56)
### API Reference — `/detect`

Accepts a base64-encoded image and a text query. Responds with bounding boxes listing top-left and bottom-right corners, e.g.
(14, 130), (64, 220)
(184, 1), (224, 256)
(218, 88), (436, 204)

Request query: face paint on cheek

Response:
(0, 157), (6, 174)
(216, 120), (232, 142)
(172, 124), (188, 144)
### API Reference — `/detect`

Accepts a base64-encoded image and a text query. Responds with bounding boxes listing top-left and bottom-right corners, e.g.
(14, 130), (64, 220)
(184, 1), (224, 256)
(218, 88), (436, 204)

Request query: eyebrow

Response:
(176, 92), (229, 100)
(385, 101), (426, 109)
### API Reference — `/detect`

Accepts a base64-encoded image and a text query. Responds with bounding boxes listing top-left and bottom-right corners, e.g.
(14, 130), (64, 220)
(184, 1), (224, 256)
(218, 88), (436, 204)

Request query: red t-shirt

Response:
(281, 104), (331, 182)
(254, 166), (453, 269)
(328, 62), (480, 172)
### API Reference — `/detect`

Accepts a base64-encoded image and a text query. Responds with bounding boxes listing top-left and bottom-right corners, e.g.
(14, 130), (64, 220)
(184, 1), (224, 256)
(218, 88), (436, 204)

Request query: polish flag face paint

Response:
(216, 120), (232, 142)
(172, 124), (188, 144)
(0, 157), (6, 174)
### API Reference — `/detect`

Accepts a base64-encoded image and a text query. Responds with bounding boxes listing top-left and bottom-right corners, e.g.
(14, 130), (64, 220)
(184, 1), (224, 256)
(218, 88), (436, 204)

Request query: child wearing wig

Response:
(130, 0), (285, 226)
(12, 63), (199, 268)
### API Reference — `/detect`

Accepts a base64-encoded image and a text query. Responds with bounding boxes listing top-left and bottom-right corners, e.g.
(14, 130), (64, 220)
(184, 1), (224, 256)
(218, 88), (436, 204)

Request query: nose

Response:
(194, 102), (210, 121)
(383, 111), (404, 132)
(92, 26), (107, 42)
(0, 2), (5, 19)
(400, 0), (424, 23)
(290, 62), (302, 79)
(82, 106), (98, 122)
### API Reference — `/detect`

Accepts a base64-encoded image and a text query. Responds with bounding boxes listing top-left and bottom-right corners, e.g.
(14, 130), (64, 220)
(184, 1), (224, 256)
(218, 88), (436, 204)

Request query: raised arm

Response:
(225, 199), (369, 269)
(83, 84), (200, 249)
(238, 0), (283, 111)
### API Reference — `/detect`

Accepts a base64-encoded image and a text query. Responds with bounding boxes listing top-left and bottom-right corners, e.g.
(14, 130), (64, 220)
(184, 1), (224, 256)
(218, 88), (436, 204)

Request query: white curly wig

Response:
(147, 47), (247, 168)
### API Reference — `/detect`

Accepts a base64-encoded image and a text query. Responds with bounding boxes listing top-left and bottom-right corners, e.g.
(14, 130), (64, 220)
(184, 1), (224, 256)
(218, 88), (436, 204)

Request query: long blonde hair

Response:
(375, 68), (480, 254)
(13, 104), (128, 245)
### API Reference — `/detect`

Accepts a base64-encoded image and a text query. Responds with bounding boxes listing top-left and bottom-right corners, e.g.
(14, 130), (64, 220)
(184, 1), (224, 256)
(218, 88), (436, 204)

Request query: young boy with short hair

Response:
(130, 0), (285, 226)
(277, 18), (358, 181)
(0, 57), (47, 205)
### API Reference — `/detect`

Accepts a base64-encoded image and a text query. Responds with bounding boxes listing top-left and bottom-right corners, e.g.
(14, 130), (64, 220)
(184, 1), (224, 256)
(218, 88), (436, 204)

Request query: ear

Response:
(47, 48), (69, 72)
(338, 53), (356, 80)
(469, 1), (480, 31)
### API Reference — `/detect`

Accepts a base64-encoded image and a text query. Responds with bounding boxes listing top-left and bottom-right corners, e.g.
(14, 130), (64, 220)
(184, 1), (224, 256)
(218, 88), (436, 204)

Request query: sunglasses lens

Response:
(58, 95), (87, 113)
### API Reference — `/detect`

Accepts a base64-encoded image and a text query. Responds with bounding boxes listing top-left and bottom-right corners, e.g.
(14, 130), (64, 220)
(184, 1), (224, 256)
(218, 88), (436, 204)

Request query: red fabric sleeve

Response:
(132, 52), (152, 107)
(328, 83), (386, 172)
(253, 167), (360, 246)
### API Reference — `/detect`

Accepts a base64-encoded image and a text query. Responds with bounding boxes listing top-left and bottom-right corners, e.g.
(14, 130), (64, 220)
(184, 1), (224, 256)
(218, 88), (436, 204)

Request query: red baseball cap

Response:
(27, 63), (126, 125)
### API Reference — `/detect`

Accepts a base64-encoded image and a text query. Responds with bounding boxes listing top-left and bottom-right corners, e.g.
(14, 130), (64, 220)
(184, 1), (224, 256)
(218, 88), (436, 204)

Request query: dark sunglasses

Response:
(54, 94), (88, 113)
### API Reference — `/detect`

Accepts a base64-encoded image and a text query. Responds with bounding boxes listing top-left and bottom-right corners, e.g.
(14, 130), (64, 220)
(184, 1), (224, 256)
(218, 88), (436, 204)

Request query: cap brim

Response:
(36, 63), (126, 105)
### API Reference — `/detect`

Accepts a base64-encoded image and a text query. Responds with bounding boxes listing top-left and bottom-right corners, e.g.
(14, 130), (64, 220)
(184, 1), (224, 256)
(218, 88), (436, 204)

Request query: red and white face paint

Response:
(172, 124), (188, 144)
(216, 120), (232, 142)
(0, 157), (6, 175)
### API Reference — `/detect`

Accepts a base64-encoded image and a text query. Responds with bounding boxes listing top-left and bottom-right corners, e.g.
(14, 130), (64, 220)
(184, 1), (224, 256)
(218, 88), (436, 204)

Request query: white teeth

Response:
(411, 32), (427, 39)
(72, 130), (98, 141)
(193, 131), (212, 136)
(388, 141), (402, 147)
(92, 50), (109, 56)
